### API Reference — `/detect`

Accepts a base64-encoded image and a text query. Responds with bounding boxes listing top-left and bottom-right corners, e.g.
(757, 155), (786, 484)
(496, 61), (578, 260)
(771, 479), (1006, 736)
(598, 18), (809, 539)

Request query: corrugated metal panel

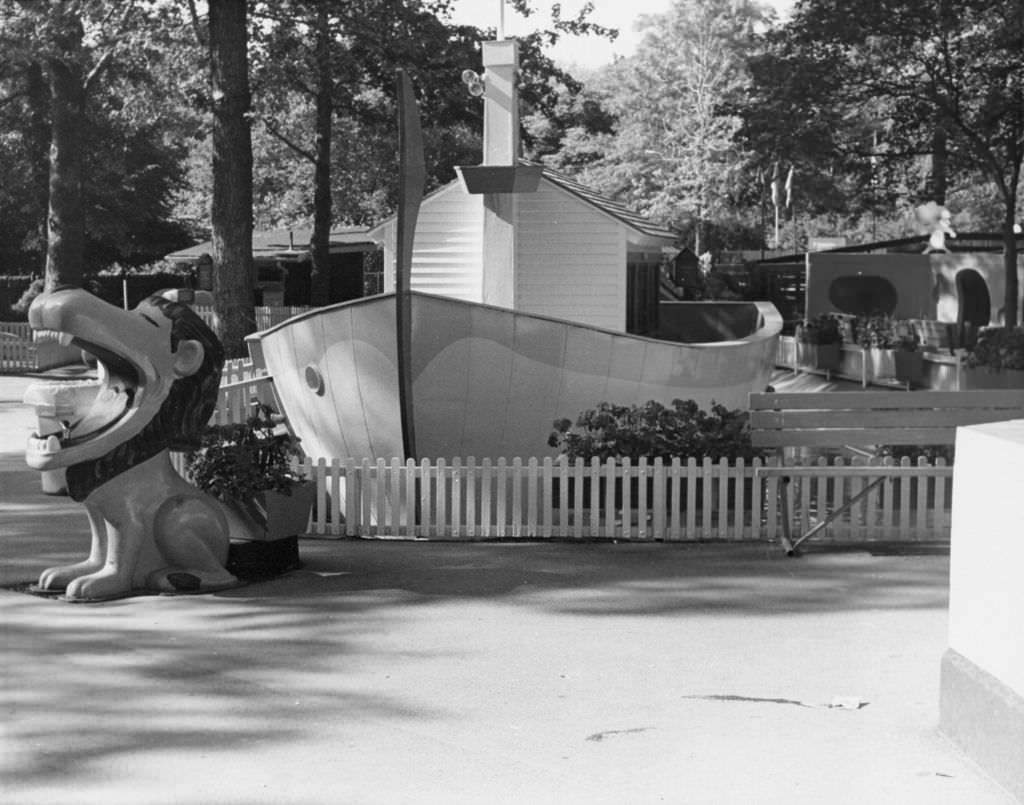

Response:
(516, 184), (625, 331)
(410, 185), (484, 302)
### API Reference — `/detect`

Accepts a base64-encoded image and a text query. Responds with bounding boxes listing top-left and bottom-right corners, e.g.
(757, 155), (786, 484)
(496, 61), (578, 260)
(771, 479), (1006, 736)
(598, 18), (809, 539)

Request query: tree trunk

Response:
(27, 62), (50, 273)
(209, 0), (255, 357)
(1004, 197), (1019, 328)
(309, 4), (333, 307)
(927, 125), (947, 206)
(44, 58), (86, 291)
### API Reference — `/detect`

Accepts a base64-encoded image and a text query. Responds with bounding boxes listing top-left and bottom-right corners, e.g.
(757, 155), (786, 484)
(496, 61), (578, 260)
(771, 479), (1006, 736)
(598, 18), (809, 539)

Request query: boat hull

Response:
(250, 292), (781, 461)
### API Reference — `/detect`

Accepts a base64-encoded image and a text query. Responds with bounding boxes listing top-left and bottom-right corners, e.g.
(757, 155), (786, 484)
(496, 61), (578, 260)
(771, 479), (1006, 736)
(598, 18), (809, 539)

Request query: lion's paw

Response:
(65, 569), (134, 602)
(38, 560), (104, 592)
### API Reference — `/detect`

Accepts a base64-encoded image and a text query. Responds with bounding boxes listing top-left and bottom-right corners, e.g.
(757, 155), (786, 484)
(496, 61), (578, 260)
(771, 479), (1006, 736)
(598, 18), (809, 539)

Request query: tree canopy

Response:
(736, 0), (1023, 322)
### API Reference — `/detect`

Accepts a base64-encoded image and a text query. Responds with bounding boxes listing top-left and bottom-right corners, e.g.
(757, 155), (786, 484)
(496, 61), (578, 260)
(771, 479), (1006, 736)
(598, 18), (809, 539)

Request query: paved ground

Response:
(0, 373), (1015, 805)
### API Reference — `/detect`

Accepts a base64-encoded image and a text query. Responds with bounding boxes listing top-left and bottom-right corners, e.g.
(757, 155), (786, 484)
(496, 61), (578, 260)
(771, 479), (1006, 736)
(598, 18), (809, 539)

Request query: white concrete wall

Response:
(949, 419), (1024, 699)
(515, 180), (626, 332)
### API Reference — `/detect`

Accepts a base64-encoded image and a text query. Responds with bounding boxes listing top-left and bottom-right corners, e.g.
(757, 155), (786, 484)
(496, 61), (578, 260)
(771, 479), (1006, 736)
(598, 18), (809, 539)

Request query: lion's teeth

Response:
(58, 332), (73, 347)
(45, 435), (60, 452)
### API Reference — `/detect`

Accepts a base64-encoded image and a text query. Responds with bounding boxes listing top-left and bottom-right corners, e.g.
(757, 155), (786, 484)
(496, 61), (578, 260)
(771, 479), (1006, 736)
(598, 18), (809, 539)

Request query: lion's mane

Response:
(65, 297), (225, 502)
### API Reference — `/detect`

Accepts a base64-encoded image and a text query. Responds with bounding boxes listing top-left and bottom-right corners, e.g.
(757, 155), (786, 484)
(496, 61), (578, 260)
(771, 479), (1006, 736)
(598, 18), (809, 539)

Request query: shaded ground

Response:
(0, 374), (1014, 805)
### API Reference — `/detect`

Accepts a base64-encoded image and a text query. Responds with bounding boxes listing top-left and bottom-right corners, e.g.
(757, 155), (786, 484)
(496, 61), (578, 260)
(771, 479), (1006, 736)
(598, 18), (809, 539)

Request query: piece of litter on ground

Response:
(829, 696), (868, 710)
(681, 693), (869, 710)
(585, 727), (653, 743)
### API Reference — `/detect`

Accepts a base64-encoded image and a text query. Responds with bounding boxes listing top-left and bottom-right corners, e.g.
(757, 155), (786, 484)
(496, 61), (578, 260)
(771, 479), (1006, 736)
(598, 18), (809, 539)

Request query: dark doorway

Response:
(955, 269), (990, 348)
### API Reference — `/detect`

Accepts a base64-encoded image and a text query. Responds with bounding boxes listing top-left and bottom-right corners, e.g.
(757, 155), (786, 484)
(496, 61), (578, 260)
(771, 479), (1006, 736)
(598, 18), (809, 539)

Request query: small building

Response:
(367, 39), (678, 337)
(166, 226), (380, 306)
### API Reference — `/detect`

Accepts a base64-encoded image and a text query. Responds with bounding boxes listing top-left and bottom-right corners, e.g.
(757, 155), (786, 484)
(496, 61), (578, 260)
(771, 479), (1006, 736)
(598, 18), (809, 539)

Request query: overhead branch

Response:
(83, 1), (138, 92)
(186, 0), (206, 47)
(262, 118), (316, 163)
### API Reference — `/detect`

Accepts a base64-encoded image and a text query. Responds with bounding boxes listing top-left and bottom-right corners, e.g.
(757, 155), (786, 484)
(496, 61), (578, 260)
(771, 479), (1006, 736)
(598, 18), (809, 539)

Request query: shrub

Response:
(187, 404), (306, 503)
(795, 313), (843, 345)
(855, 315), (919, 351)
(872, 444), (954, 464)
(964, 326), (1024, 371)
(9, 277), (45, 319)
(547, 399), (767, 463)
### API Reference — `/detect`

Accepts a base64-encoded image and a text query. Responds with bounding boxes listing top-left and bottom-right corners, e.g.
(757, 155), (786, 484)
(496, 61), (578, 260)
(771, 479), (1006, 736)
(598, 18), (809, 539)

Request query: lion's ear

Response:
(173, 339), (205, 378)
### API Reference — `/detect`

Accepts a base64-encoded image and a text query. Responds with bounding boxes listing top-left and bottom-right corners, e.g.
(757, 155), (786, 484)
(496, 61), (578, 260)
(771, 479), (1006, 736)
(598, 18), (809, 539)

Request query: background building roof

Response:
(166, 226), (375, 263)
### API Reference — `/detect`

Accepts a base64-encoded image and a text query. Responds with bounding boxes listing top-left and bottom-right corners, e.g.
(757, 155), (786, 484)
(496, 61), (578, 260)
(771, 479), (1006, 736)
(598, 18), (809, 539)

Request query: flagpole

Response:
(759, 171), (766, 261)
(792, 200), (797, 253)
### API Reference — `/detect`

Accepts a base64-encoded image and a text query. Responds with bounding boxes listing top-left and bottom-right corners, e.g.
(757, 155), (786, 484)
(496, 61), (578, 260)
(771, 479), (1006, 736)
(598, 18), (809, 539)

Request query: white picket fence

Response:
(170, 371), (955, 543)
(221, 357), (266, 385)
(295, 454), (953, 543)
(163, 355), (957, 544)
(0, 322), (36, 372)
(194, 305), (310, 334)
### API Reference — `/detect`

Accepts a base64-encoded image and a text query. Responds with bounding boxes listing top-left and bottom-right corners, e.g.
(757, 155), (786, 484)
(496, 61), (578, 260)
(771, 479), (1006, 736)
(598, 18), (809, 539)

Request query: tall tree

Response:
(245, 0), (614, 304)
(0, 1), (140, 289)
(250, 0), (477, 305)
(208, 0), (255, 356)
(743, 0), (1024, 325)
(0, 1), (198, 280)
(550, 0), (770, 252)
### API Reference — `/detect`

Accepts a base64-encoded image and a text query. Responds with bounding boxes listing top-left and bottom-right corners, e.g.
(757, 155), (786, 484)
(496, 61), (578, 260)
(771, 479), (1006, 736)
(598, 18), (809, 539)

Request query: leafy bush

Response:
(547, 399), (767, 463)
(187, 404), (306, 503)
(964, 326), (1024, 371)
(855, 315), (919, 350)
(872, 444), (954, 464)
(9, 278), (45, 319)
(795, 313), (843, 345)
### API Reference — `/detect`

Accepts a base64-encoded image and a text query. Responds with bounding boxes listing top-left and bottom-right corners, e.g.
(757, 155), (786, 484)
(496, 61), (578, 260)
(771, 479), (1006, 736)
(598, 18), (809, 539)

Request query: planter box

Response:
(227, 535), (300, 580)
(867, 348), (923, 385)
(229, 481), (316, 541)
(958, 367), (1024, 390)
(895, 351), (924, 385)
(796, 342), (842, 372)
(911, 319), (955, 351)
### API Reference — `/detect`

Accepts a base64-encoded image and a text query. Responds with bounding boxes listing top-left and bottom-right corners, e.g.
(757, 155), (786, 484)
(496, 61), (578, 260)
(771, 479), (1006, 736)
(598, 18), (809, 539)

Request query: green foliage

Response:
(541, 0), (769, 246)
(9, 278), (45, 319)
(872, 444), (955, 464)
(734, 0), (1024, 322)
(964, 326), (1024, 371)
(795, 314), (843, 345)
(547, 399), (766, 463)
(854, 316), (919, 351)
(186, 405), (306, 503)
(0, 0), (202, 277)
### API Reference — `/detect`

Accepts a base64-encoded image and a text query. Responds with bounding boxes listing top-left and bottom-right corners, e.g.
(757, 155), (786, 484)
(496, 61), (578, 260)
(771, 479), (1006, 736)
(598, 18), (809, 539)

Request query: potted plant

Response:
(856, 315), (922, 385)
(960, 326), (1024, 389)
(794, 313), (843, 372)
(187, 404), (314, 576)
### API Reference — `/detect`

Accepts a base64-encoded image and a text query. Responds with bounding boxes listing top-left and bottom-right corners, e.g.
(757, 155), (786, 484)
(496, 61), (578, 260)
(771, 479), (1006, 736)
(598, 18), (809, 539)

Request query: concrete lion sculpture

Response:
(24, 287), (246, 601)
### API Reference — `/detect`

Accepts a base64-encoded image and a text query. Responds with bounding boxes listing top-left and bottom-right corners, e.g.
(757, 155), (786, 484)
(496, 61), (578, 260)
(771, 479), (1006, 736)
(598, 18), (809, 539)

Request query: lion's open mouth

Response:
(25, 331), (139, 456)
